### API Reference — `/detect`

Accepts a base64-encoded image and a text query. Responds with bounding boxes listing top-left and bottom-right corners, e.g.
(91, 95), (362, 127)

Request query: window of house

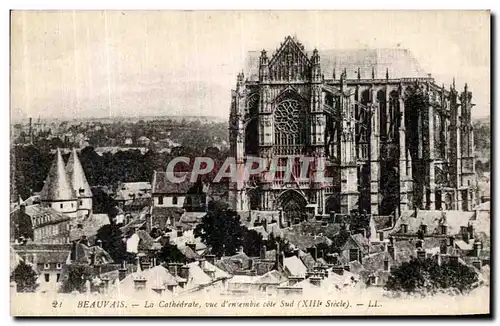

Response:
(384, 260), (390, 271)
(402, 224), (408, 233)
(421, 224), (428, 234)
(56, 263), (62, 269)
(349, 249), (359, 262)
(172, 196), (178, 205)
(44, 263), (50, 269)
(158, 196), (164, 205)
(44, 274), (50, 282)
(56, 273), (61, 282)
(80, 200), (83, 206)
(60, 203), (63, 209)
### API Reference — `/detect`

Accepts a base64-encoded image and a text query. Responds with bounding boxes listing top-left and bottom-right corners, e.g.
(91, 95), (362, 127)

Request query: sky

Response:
(10, 10), (490, 121)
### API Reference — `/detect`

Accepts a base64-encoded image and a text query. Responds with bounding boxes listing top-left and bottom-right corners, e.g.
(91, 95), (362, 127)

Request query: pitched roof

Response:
(283, 255), (307, 277)
(282, 230), (333, 250)
(245, 45), (428, 82)
(40, 148), (75, 201)
(115, 182), (152, 201)
(392, 210), (475, 236)
(255, 270), (288, 285)
(72, 242), (114, 265)
(120, 265), (178, 290)
(152, 171), (198, 194)
(65, 148), (92, 198)
(473, 201), (490, 212)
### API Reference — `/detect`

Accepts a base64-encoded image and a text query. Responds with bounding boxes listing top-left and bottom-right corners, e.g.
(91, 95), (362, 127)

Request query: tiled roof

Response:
(286, 221), (341, 239)
(24, 205), (70, 227)
(70, 214), (110, 241)
(253, 260), (276, 276)
(282, 230), (333, 250)
(72, 242), (114, 265)
(392, 210), (475, 236)
(40, 149), (75, 201)
(151, 206), (184, 230)
(152, 171), (197, 194)
(66, 148), (92, 198)
(299, 252), (316, 269)
(255, 270), (287, 285)
(245, 47), (428, 82)
(13, 243), (72, 265)
(136, 230), (156, 251)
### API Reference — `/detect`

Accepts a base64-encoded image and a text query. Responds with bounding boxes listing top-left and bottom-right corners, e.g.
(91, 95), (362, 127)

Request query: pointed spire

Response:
(40, 148), (75, 201)
(386, 68), (389, 80)
(357, 67), (361, 80)
(372, 66), (375, 79)
(452, 77), (456, 90)
(66, 148), (92, 198)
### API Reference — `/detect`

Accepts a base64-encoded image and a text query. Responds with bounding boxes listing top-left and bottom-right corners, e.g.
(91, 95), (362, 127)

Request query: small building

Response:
(151, 171), (206, 212)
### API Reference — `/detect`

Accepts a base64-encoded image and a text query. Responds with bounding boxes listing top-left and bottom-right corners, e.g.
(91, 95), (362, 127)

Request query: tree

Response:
(194, 200), (244, 257)
(159, 244), (186, 264)
(385, 257), (480, 295)
(59, 264), (93, 293)
(241, 228), (265, 257)
(10, 261), (38, 292)
(95, 223), (133, 263)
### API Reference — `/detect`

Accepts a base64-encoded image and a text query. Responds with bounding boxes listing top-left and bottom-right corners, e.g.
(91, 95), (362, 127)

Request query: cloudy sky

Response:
(10, 10), (490, 121)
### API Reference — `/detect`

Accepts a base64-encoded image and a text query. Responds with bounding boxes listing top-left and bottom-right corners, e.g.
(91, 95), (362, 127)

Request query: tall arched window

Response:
(274, 99), (306, 155)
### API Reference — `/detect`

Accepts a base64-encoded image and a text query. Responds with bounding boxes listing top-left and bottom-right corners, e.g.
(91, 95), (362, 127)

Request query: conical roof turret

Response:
(66, 148), (92, 198)
(40, 148), (75, 201)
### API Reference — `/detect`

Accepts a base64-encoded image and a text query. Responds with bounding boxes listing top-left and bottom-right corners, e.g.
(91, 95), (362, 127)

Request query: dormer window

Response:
(56, 263), (62, 269)
(421, 224), (428, 234)
(44, 263), (50, 269)
(383, 259), (390, 271)
(401, 224), (408, 233)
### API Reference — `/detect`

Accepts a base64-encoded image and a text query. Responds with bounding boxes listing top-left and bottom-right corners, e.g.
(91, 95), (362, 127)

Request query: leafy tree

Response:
(194, 200), (244, 257)
(330, 226), (351, 253)
(10, 261), (38, 292)
(59, 264), (93, 293)
(385, 257), (480, 295)
(241, 228), (265, 257)
(159, 244), (186, 264)
(95, 223), (133, 263)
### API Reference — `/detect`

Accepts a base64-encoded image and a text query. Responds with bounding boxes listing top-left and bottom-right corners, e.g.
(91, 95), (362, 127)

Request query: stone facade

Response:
(229, 36), (476, 223)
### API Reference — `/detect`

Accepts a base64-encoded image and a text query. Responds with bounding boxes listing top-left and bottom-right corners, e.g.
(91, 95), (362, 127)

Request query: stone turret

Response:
(66, 148), (93, 218)
(40, 148), (77, 218)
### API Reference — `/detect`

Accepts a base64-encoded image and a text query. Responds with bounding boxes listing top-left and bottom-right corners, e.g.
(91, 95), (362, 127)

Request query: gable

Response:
(268, 36), (311, 81)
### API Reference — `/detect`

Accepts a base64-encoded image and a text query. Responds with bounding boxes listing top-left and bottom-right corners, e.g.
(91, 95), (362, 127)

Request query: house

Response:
(152, 171), (206, 212)
(12, 243), (72, 292)
(11, 204), (71, 244)
(114, 182), (152, 208)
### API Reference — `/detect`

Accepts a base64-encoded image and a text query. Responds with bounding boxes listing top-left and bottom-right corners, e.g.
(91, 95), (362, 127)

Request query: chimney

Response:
(176, 228), (183, 237)
(309, 276), (322, 287)
(152, 286), (166, 295)
(160, 235), (170, 247)
(473, 240), (483, 257)
(205, 254), (216, 265)
(198, 258), (206, 270)
(472, 260), (482, 270)
(388, 245), (396, 261)
(238, 245), (244, 254)
(133, 276), (147, 291)
(312, 246), (318, 260)
(118, 261), (128, 281)
(263, 219), (268, 232)
(179, 265), (190, 280)
(168, 263), (178, 276)
(259, 245), (266, 260)
(332, 266), (344, 275)
(288, 276), (304, 286)
(440, 240), (448, 255)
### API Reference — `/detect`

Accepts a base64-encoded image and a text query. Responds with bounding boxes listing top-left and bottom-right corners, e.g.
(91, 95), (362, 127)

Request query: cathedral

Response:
(229, 36), (476, 223)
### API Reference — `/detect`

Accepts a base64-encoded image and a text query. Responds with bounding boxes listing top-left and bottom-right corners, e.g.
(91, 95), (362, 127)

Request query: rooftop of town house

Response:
(391, 210), (475, 236)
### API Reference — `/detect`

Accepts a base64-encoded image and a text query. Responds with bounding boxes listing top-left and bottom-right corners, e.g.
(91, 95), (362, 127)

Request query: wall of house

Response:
(77, 197), (93, 218)
(43, 200), (78, 219)
(153, 194), (186, 208)
(37, 263), (64, 292)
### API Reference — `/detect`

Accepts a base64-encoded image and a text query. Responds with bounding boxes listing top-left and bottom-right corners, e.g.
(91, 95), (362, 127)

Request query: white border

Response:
(1, 1), (497, 325)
